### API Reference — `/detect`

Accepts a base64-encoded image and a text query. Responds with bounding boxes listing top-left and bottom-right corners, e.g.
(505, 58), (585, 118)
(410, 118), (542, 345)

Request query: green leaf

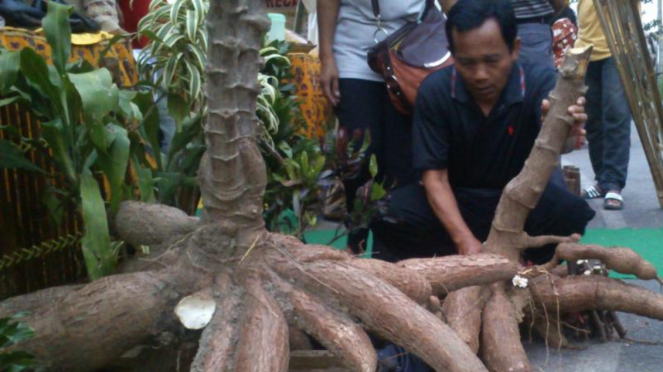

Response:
(191, 0), (205, 23)
(169, 0), (184, 25)
(0, 96), (21, 108)
(20, 48), (61, 108)
(162, 52), (183, 89)
(167, 92), (188, 128)
(42, 1), (73, 75)
(167, 114), (202, 161)
(187, 43), (206, 71)
(41, 119), (77, 184)
(0, 50), (21, 93)
(132, 156), (156, 202)
(79, 170), (115, 280)
(133, 92), (162, 169)
(184, 59), (201, 100)
(277, 140), (293, 159)
(186, 10), (197, 41)
(96, 124), (130, 212)
(370, 182), (387, 201)
(0, 140), (45, 174)
(117, 90), (142, 123)
(42, 188), (64, 226)
(369, 154), (379, 179)
(68, 69), (119, 122)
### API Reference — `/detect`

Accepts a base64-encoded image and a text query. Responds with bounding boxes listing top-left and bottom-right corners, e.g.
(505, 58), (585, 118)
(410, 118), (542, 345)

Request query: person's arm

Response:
(422, 169), (482, 255)
(439, 0), (457, 14)
(318, 0), (341, 106)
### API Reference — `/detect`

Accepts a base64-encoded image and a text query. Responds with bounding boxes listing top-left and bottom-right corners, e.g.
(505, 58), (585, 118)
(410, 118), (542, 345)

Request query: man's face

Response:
(451, 19), (520, 107)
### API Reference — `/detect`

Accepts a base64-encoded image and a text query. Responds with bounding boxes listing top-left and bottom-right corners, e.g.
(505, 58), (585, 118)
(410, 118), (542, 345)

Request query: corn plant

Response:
(0, 2), (153, 280)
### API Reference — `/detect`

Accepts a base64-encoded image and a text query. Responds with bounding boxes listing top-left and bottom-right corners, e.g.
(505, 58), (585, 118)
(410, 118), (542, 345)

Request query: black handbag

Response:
(0, 0), (100, 33)
(367, 0), (453, 115)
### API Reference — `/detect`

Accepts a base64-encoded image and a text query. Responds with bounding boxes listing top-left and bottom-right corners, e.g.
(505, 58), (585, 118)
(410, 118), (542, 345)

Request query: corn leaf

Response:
(42, 1), (73, 75)
(80, 170), (115, 280)
(0, 139), (45, 174)
(0, 51), (21, 93)
(68, 69), (119, 122)
(41, 118), (77, 184)
(96, 124), (130, 212)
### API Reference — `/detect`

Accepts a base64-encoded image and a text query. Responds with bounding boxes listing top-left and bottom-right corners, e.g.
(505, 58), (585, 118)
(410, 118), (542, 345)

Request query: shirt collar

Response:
(451, 63), (526, 106)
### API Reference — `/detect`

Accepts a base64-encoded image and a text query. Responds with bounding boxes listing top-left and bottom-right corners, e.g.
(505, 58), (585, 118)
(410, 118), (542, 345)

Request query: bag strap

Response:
(371, 0), (380, 19)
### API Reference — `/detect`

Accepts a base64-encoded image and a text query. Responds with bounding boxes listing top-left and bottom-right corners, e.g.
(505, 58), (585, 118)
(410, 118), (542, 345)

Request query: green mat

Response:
(305, 227), (663, 278)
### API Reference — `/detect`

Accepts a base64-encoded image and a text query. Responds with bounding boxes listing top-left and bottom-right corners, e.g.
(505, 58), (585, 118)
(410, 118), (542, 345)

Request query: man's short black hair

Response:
(446, 0), (518, 53)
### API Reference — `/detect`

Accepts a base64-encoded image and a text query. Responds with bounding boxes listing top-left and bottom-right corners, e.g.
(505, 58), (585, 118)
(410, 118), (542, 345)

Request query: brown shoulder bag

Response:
(367, 0), (454, 115)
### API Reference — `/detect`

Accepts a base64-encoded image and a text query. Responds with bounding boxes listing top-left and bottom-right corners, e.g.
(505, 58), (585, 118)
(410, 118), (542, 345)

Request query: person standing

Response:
(318, 0), (423, 252)
(442, 0), (565, 68)
(575, 0), (635, 210)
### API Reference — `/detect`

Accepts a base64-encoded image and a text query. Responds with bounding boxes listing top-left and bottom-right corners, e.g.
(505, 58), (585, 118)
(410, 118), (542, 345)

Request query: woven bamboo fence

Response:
(594, 0), (663, 207)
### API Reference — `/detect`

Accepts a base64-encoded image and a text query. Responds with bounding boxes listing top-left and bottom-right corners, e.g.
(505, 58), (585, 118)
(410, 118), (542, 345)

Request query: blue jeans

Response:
(584, 57), (631, 191)
(517, 23), (554, 70)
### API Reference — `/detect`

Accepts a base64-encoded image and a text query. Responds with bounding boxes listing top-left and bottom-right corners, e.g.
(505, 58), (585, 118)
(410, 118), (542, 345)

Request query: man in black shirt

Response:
(371, 0), (595, 264)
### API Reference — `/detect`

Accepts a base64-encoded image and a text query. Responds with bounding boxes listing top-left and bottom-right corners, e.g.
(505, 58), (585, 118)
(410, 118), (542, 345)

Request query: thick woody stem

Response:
(484, 46), (593, 262)
(198, 0), (270, 230)
(398, 254), (518, 296)
(542, 243), (660, 281)
(530, 275), (663, 321)
(346, 259), (432, 305)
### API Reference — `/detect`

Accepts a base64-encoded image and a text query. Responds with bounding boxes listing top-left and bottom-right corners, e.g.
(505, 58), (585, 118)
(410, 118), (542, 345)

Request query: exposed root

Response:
(481, 284), (532, 372)
(399, 254), (518, 296)
(288, 327), (314, 351)
(233, 276), (289, 372)
(0, 285), (83, 318)
(442, 286), (486, 354)
(13, 270), (198, 372)
(530, 275), (663, 320)
(115, 201), (199, 247)
(287, 288), (376, 372)
(273, 259), (488, 372)
(542, 243), (660, 281)
(346, 258), (432, 304)
(191, 274), (243, 372)
(531, 314), (569, 349)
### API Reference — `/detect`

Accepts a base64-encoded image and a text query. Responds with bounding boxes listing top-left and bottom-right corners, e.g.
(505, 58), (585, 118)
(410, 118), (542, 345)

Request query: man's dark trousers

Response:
(584, 57), (631, 191)
(371, 181), (595, 264)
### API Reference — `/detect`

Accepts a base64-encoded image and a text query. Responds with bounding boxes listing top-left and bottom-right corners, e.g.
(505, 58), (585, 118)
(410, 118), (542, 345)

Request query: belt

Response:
(517, 16), (552, 25)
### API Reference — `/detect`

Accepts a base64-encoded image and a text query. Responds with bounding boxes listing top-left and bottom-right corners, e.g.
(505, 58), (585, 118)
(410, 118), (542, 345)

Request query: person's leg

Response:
(371, 184), (457, 262)
(598, 57), (631, 198)
(523, 182), (596, 264)
(583, 59), (605, 194)
(371, 185), (503, 262)
(516, 23), (555, 69)
(381, 92), (417, 188)
(336, 79), (386, 250)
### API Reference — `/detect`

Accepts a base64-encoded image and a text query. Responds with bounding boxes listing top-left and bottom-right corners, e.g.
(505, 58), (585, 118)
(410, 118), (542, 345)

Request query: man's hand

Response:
(457, 236), (482, 255)
(320, 57), (341, 106)
(541, 97), (587, 152)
